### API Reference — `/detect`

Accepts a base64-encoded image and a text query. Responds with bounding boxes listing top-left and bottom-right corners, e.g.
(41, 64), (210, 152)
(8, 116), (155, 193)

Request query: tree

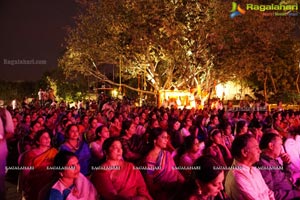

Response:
(59, 0), (300, 102)
(59, 0), (225, 95)
(42, 68), (90, 102)
(209, 0), (300, 101)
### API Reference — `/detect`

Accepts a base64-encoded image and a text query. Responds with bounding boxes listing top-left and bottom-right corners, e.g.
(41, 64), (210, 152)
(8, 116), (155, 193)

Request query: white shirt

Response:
(225, 160), (275, 200)
(284, 135), (300, 176)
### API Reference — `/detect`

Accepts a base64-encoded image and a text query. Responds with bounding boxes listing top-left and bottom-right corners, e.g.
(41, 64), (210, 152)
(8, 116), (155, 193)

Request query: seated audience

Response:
(221, 122), (234, 150)
(225, 134), (275, 200)
(21, 129), (58, 200)
(203, 129), (232, 166)
(60, 124), (91, 176)
(235, 120), (249, 136)
(91, 137), (152, 200)
(90, 125), (110, 166)
(143, 128), (185, 200)
(119, 120), (143, 163)
(109, 117), (122, 137)
(84, 117), (99, 144)
(181, 156), (228, 200)
(20, 120), (41, 153)
(284, 126), (300, 183)
(176, 136), (203, 179)
(256, 133), (300, 199)
(48, 151), (97, 200)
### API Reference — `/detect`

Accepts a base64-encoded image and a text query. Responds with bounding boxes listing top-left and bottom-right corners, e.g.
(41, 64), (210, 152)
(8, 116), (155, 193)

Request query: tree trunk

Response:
(264, 73), (268, 102)
(296, 73), (300, 94)
(269, 72), (277, 94)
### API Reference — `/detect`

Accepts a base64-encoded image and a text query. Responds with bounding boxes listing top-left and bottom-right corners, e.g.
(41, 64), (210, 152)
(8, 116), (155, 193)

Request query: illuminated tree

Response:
(210, 0), (300, 100)
(59, 0), (300, 102)
(59, 0), (223, 95)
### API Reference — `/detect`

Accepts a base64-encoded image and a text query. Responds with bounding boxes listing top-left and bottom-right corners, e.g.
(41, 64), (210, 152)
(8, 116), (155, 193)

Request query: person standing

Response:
(0, 103), (14, 199)
(38, 89), (44, 107)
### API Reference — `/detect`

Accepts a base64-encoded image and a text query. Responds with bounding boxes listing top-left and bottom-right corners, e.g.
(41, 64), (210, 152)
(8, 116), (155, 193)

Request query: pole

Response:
(119, 58), (122, 94)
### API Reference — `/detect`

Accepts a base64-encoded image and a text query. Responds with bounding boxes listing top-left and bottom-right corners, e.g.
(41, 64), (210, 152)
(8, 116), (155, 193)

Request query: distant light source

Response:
(112, 89), (118, 98)
(216, 84), (225, 98)
(12, 99), (17, 110)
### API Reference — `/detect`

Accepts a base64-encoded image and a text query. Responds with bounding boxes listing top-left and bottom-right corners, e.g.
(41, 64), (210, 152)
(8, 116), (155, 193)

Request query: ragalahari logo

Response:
(230, 2), (246, 18)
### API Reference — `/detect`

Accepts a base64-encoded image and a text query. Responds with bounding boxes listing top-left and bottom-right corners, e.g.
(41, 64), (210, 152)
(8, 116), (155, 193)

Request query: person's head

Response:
(273, 112), (282, 121)
(236, 120), (248, 135)
(192, 156), (224, 197)
(222, 122), (232, 136)
(30, 120), (41, 133)
(184, 136), (200, 153)
(150, 118), (160, 128)
(210, 115), (219, 126)
(54, 151), (80, 179)
(102, 137), (123, 161)
(45, 113), (57, 127)
(81, 115), (89, 124)
(250, 120), (263, 137)
(89, 117), (98, 129)
(194, 115), (206, 127)
(95, 125), (110, 140)
(184, 117), (193, 127)
(36, 116), (45, 126)
(209, 129), (223, 145)
(111, 117), (120, 126)
(34, 129), (51, 148)
(239, 111), (247, 120)
(150, 112), (157, 120)
(133, 115), (139, 125)
(231, 134), (261, 165)
(254, 111), (262, 121)
(148, 128), (168, 149)
(65, 124), (79, 140)
(24, 114), (31, 123)
(12, 116), (19, 129)
(121, 120), (136, 136)
(162, 112), (168, 120)
(259, 133), (282, 159)
(171, 120), (181, 131)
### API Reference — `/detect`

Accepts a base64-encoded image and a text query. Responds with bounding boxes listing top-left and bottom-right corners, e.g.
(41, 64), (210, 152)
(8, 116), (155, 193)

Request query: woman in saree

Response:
(21, 129), (58, 200)
(20, 120), (41, 153)
(176, 136), (203, 180)
(143, 127), (185, 200)
(60, 124), (91, 176)
(181, 156), (228, 200)
(48, 151), (97, 200)
(89, 125), (110, 166)
(91, 137), (153, 200)
(119, 120), (143, 163)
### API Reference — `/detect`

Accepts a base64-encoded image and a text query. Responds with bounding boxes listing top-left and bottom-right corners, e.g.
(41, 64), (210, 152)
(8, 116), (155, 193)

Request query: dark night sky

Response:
(0, 0), (78, 81)
(1, 1), (300, 82)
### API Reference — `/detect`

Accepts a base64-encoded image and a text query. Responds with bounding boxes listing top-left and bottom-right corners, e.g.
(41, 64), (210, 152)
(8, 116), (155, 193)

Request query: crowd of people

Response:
(1, 95), (300, 200)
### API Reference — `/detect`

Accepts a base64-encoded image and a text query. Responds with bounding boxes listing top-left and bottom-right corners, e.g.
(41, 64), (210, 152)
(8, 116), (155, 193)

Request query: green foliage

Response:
(59, 0), (223, 92)
(0, 81), (39, 102)
(59, 0), (300, 99)
(44, 68), (90, 102)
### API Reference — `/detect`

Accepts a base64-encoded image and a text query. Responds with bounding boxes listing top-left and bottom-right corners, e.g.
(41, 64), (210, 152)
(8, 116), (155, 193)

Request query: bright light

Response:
(216, 84), (225, 98)
(112, 89), (118, 98)
(12, 100), (17, 110)
(176, 98), (182, 106)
